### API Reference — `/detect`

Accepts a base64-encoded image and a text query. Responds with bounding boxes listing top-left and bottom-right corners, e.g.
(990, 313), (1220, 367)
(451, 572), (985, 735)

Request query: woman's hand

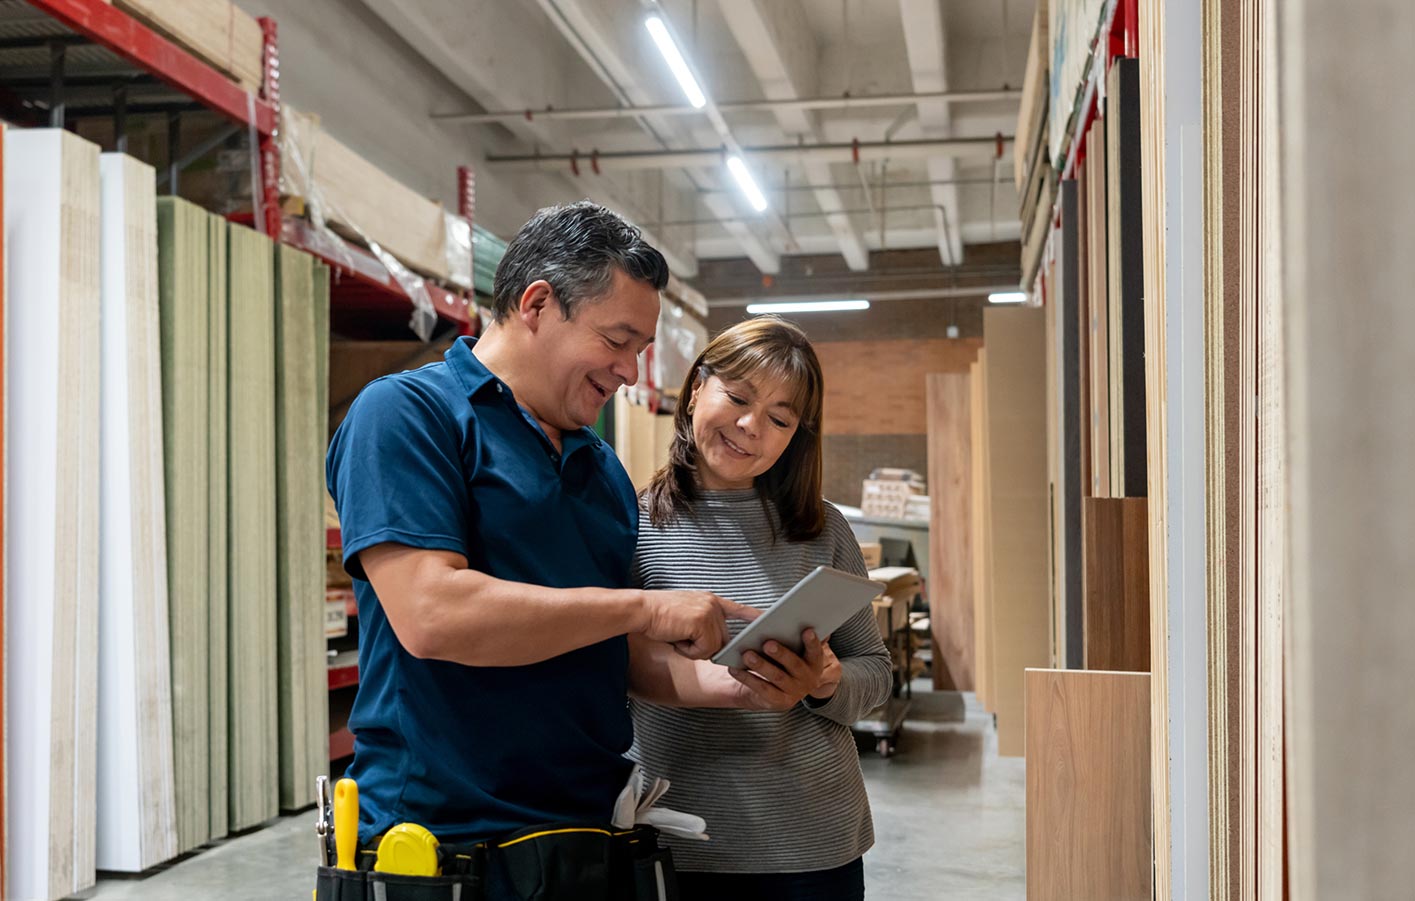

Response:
(727, 629), (838, 711)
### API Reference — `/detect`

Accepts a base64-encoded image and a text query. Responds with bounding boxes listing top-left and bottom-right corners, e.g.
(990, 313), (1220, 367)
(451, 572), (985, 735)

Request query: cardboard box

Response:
(859, 541), (883, 569)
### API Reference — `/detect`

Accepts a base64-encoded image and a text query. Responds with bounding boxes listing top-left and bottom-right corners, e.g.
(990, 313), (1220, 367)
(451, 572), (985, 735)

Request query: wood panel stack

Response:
(274, 245), (331, 812)
(1082, 498), (1150, 672)
(970, 352), (992, 712)
(5, 128), (102, 901)
(1026, 668), (1151, 900)
(227, 223), (279, 832)
(113, 0), (263, 93)
(1084, 117), (1111, 497)
(206, 213), (230, 840)
(924, 373), (972, 691)
(95, 153), (179, 873)
(1017, 0), (1054, 290)
(978, 309), (1049, 757)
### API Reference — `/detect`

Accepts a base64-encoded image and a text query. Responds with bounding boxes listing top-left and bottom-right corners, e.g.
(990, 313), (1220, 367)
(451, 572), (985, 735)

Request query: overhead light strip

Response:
(726, 156), (769, 212)
(988, 291), (1028, 304)
(645, 16), (706, 109)
(746, 300), (871, 314)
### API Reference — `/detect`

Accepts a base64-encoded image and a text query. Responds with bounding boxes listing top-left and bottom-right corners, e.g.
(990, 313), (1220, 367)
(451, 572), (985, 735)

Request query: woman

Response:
(628, 316), (893, 901)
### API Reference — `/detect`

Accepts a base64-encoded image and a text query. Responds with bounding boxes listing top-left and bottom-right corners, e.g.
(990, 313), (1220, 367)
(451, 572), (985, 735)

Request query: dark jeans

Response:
(677, 857), (865, 901)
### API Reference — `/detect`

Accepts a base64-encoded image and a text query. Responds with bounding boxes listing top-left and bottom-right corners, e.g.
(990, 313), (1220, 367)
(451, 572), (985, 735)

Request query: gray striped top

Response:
(628, 489), (893, 873)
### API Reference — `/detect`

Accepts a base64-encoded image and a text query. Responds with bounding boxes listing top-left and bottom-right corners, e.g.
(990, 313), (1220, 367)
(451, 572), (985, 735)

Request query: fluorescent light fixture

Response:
(746, 299), (870, 314)
(988, 291), (1028, 304)
(726, 155), (769, 212)
(645, 15), (706, 109)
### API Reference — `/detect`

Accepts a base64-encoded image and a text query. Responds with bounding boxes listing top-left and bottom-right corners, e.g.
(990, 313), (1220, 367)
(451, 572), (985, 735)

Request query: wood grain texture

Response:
(1026, 668), (1152, 901)
(925, 373), (973, 691)
(1278, 1), (1415, 899)
(813, 339), (980, 436)
(1082, 498), (1150, 672)
(970, 354), (993, 711)
(982, 308), (1049, 757)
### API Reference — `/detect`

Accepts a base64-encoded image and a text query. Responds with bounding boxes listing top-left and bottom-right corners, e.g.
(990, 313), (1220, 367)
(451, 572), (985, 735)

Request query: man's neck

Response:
(472, 326), (564, 448)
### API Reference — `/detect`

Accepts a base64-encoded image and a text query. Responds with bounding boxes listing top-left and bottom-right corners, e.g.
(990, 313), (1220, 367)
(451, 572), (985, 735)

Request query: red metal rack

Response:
(12, 0), (477, 338)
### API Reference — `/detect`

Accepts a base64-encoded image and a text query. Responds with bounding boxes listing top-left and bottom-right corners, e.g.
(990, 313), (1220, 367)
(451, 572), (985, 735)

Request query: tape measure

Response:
(374, 823), (441, 877)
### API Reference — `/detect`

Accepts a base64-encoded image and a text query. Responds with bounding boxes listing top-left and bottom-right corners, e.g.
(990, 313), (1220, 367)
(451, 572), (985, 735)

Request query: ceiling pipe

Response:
(485, 135), (1013, 173)
(706, 284), (1018, 308)
(432, 87), (1022, 124)
(697, 175), (1009, 196)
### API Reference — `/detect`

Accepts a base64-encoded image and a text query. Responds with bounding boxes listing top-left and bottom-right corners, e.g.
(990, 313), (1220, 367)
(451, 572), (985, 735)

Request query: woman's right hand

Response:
(639, 590), (761, 659)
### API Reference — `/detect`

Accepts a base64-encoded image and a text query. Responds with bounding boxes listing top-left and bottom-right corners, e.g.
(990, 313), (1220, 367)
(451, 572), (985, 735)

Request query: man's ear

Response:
(517, 280), (555, 332)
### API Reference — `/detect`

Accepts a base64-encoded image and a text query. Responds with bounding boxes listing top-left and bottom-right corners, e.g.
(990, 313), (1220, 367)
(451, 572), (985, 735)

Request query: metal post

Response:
(48, 40), (65, 129)
(113, 84), (128, 154)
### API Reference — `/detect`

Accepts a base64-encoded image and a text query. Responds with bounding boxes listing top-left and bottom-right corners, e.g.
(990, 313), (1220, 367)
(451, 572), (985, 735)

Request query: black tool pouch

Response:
(314, 865), (485, 901)
(491, 823), (677, 901)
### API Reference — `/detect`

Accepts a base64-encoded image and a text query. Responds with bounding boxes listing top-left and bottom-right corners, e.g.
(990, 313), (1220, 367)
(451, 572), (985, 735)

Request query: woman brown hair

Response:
(643, 315), (826, 541)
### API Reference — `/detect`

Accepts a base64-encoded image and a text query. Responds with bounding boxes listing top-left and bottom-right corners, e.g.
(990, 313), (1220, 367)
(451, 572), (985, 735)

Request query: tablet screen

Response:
(711, 565), (885, 669)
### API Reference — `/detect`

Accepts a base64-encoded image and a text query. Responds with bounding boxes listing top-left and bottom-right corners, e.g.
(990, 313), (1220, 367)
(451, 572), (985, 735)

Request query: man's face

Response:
(533, 268), (660, 431)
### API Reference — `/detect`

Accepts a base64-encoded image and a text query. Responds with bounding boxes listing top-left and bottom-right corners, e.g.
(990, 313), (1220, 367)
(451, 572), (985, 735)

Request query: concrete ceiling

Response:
(359, 0), (1035, 279)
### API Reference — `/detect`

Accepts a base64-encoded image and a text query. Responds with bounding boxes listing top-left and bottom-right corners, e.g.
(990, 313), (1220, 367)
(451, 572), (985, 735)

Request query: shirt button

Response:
(495, 383), (503, 393)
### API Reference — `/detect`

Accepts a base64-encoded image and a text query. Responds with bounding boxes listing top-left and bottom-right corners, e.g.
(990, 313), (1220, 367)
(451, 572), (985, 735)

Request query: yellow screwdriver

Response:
(333, 778), (359, 871)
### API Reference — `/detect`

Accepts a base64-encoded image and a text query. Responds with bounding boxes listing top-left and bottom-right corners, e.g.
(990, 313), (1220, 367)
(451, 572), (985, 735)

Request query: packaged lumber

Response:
(925, 373), (973, 691)
(95, 153), (179, 872)
(1081, 498), (1149, 672)
(1026, 668), (1151, 900)
(274, 245), (331, 811)
(280, 105), (472, 291)
(1106, 58), (1146, 497)
(227, 222), (279, 832)
(982, 308), (1049, 757)
(113, 0), (263, 93)
(1014, 0), (1050, 190)
(1047, 0), (1107, 163)
(157, 197), (215, 853)
(4, 128), (102, 901)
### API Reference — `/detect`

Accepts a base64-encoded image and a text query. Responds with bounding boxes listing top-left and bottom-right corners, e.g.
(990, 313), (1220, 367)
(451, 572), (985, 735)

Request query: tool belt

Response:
(315, 823), (678, 901)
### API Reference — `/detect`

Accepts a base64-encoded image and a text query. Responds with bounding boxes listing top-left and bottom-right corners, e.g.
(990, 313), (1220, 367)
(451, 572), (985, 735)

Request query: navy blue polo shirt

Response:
(326, 336), (637, 843)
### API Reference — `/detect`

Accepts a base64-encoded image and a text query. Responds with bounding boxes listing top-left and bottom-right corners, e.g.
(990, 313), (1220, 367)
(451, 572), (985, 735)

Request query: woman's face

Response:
(689, 372), (802, 491)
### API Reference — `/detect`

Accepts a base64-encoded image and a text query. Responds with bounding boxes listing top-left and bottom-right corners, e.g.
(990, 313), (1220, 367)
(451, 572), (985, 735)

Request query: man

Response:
(325, 202), (753, 895)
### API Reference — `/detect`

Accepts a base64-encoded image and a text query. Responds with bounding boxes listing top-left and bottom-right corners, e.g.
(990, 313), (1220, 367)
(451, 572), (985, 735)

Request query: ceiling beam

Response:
(899, 0), (964, 266)
(534, 0), (783, 272)
(356, 0), (700, 276)
(718, 0), (870, 272)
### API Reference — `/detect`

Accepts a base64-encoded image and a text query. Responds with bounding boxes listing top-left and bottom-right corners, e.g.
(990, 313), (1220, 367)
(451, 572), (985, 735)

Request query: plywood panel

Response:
(926, 373), (972, 691)
(205, 214), (229, 841)
(1086, 115), (1111, 497)
(1026, 668), (1151, 901)
(970, 354), (992, 711)
(5, 127), (101, 901)
(95, 153), (178, 872)
(1107, 58), (1147, 498)
(1082, 498), (1150, 672)
(813, 338), (981, 436)
(1058, 180), (1084, 668)
(983, 308), (1049, 757)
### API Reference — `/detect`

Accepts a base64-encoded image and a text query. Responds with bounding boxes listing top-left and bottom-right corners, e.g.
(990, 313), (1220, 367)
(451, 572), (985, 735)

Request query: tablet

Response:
(711, 566), (886, 669)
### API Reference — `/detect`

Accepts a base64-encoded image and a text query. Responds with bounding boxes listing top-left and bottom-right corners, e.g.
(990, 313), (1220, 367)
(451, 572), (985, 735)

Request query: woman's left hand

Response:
(728, 629), (839, 711)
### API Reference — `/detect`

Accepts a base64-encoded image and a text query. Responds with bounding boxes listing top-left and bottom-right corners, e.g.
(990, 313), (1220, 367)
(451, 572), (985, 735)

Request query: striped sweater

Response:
(628, 489), (893, 873)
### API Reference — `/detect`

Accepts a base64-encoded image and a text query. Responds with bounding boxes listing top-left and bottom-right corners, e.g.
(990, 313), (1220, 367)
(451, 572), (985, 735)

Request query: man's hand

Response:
(640, 590), (760, 659)
(727, 629), (836, 711)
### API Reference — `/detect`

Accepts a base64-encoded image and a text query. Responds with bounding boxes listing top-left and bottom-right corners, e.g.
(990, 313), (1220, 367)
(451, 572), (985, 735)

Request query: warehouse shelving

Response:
(1, 0), (480, 338)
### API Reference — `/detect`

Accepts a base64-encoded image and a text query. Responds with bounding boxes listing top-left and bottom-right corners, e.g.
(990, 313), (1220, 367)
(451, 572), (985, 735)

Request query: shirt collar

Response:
(446, 336), (605, 453)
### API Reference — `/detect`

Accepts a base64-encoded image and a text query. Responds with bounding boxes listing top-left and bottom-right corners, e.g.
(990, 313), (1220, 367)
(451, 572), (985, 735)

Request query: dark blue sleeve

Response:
(326, 375), (472, 581)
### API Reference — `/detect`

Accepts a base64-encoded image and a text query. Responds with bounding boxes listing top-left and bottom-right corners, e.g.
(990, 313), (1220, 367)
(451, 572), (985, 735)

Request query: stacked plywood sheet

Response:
(274, 245), (331, 811)
(1056, 182), (1083, 668)
(1084, 117), (1111, 497)
(206, 213), (230, 840)
(1017, 1), (1054, 289)
(1026, 669), (1151, 900)
(5, 128), (102, 901)
(969, 352), (991, 711)
(980, 308), (1049, 757)
(113, 0), (264, 93)
(1081, 498), (1150, 672)
(1106, 58), (1146, 498)
(925, 373), (972, 691)
(95, 153), (179, 872)
(157, 196), (218, 853)
(280, 105), (472, 290)
(227, 222), (279, 832)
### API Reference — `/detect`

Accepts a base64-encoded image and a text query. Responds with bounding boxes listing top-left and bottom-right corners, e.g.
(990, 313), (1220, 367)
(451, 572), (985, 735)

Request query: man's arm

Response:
(627, 630), (832, 710)
(361, 543), (758, 667)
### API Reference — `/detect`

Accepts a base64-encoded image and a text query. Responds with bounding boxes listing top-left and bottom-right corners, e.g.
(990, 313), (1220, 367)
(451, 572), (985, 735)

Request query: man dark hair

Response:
(491, 200), (670, 323)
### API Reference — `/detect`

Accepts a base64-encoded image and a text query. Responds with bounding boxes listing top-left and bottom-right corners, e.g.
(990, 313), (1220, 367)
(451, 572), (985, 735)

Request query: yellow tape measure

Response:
(375, 823), (441, 877)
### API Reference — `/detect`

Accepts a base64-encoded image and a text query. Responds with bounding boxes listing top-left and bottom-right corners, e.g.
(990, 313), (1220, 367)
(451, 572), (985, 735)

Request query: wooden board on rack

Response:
(274, 245), (331, 812)
(1026, 668), (1151, 900)
(280, 106), (472, 289)
(1085, 115), (1111, 497)
(925, 373), (972, 691)
(113, 0), (264, 93)
(95, 153), (179, 873)
(4, 127), (102, 901)
(970, 353), (992, 711)
(227, 222), (278, 832)
(1107, 58), (1147, 498)
(1015, 0), (1051, 190)
(1082, 498), (1150, 672)
(1058, 180), (1083, 668)
(156, 196), (213, 854)
(982, 308), (1049, 757)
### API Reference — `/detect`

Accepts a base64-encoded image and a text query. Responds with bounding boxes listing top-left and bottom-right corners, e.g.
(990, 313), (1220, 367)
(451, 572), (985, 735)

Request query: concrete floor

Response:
(78, 689), (1023, 900)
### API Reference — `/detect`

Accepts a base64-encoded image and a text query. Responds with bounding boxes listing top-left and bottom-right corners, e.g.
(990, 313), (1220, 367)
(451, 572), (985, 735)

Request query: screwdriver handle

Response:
(333, 778), (359, 870)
